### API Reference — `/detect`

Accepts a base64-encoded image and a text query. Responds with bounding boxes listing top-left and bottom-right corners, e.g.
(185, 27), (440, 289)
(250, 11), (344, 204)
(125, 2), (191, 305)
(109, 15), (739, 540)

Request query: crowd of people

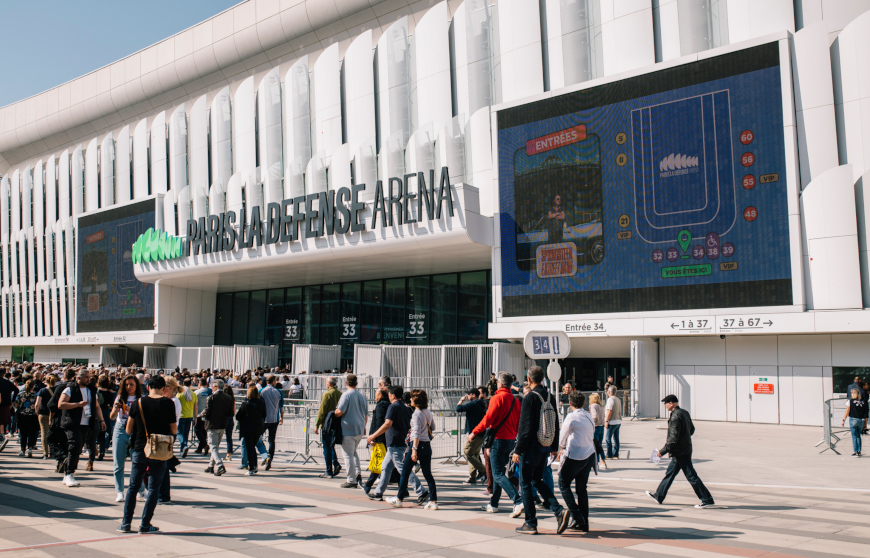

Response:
(0, 361), (719, 536)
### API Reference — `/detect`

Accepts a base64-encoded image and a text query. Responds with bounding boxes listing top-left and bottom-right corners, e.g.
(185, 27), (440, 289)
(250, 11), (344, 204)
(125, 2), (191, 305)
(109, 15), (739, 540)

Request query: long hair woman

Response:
(842, 388), (868, 457)
(97, 375), (116, 461)
(588, 393), (607, 469)
(388, 389), (438, 509)
(14, 379), (39, 457)
(157, 375), (182, 503)
(109, 374), (144, 502)
(35, 375), (58, 459)
(236, 385), (266, 475)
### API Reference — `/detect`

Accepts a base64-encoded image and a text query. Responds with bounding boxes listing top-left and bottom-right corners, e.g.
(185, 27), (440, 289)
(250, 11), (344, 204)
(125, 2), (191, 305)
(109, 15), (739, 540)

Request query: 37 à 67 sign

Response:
(523, 331), (571, 360)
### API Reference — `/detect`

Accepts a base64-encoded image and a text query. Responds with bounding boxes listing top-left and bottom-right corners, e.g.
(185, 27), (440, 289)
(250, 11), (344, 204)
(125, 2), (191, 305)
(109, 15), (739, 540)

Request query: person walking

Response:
(314, 377), (342, 478)
(646, 394), (715, 508)
(236, 385), (266, 475)
(13, 379), (39, 457)
(456, 388), (487, 484)
(361, 388), (389, 493)
(193, 378), (212, 454)
(97, 375), (116, 461)
(335, 374), (367, 488)
(202, 379), (235, 475)
(110, 374), (145, 502)
(222, 384), (236, 461)
(57, 369), (107, 487)
(366, 385), (428, 504)
(0, 367), (19, 451)
(512, 366), (569, 535)
(391, 390), (438, 509)
(35, 375), (58, 459)
(259, 375), (284, 471)
(604, 386), (622, 459)
(176, 378), (197, 458)
(118, 374), (177, 534)
(469, 372), (522, 515)
(557, 391), (596, 532)
(588, 393), (607, 469)
(842, 388), (868, 457)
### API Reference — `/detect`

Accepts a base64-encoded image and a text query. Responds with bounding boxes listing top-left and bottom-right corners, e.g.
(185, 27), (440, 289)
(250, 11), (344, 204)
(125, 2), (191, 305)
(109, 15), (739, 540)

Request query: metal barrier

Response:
(817, 397), (851, 454)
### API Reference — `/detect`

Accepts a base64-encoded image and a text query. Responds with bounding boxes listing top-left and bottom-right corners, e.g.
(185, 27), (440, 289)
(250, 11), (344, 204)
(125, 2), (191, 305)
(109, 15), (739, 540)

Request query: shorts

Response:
(0, 405), (11, 426)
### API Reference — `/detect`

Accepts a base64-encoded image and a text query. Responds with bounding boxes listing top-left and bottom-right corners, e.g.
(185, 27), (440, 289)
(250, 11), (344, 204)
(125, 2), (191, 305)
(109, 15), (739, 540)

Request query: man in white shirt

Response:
(57, 369), (106, 487)
(335, 374), (368, 488)
(557, 391), (596, 532)
(604, 386), (622, 459)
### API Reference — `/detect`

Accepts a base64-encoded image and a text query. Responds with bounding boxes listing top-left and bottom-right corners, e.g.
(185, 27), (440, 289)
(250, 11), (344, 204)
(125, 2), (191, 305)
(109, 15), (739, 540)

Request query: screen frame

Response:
(491, 33), (804, 324)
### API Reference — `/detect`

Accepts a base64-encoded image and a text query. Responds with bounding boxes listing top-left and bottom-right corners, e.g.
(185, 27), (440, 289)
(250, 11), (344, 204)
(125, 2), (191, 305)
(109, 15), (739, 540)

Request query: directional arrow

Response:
(671, 323), (678, 329)
(764, 320), (773, 326)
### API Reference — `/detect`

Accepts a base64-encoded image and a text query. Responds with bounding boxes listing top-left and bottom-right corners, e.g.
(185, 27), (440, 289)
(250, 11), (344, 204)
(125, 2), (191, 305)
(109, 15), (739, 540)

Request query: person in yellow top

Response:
(176, 378), (198, 458)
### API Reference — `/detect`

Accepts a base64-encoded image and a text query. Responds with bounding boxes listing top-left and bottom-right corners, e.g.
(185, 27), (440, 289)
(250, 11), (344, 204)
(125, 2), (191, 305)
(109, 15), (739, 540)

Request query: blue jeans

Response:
(593, 425), (606, 462)
(240, 436), (268, 468)
(515, 451), (554, 499)
(489, 439), (520, 508)
(850, 417), (864, 454)
(112, 424), (144, 495)
(519, 449), (563, 527)
(177, 417), (193, 451)
(606, 424), (620, 458)
(98, 418), (115, 454)
(225, 417), (234, 454)
(321, 431), (340, 475)
(122, 451), (167, 528)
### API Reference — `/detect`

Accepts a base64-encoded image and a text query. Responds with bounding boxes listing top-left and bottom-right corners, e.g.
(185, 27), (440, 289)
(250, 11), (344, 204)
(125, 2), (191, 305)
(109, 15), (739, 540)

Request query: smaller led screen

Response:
(76, 199), (156, 332)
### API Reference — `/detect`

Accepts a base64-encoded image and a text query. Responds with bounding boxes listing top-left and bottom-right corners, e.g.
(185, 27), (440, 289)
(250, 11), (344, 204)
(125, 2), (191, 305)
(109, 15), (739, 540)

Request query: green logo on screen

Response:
(131, 228), (183, 264)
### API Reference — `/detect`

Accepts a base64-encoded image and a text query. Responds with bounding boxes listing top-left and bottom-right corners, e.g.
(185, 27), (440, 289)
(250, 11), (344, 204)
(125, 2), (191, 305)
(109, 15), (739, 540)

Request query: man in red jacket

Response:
(469, 372), (522, 516)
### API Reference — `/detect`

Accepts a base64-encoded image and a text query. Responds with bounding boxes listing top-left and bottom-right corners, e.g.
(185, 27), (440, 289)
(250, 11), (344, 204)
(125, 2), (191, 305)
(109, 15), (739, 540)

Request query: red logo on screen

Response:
(526, 125), (587, 156)
(86, 231), (105, 245)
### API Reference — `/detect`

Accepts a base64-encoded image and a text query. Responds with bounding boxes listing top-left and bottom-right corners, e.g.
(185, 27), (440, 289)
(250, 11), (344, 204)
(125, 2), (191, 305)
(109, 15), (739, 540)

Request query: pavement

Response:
(0, 419), (868, 558)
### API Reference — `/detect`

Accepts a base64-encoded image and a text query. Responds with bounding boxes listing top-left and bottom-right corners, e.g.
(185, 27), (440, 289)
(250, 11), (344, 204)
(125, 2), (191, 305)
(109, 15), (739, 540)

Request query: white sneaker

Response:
(115, 492), (125, 502)
(386, 496), (403, 508)
(64, 474), (80, 487)
(137, 492), (146, 502)
(425, 501), (439, 510)
(509, 503), (524, 518)
(482, 504), (499, 513)
(27, 449), (32, 458)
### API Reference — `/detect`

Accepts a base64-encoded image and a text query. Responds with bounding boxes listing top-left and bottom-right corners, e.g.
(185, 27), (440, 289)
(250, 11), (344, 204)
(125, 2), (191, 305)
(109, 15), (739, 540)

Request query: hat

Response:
(661, 394), (678, 404)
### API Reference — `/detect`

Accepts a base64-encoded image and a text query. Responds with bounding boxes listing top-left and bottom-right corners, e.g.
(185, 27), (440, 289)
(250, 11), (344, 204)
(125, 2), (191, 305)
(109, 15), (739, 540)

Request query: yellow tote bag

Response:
(368, 443), (386, 474)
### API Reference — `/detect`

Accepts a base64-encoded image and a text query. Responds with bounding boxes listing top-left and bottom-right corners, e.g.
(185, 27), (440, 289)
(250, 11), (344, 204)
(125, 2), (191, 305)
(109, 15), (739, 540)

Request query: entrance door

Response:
(693, 366), (727, 421)
(792, 366), (823, 426)
(749, 366), (779, 423)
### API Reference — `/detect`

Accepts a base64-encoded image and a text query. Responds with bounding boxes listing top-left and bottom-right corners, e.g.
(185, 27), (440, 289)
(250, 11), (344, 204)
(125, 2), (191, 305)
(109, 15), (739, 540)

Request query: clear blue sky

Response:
(0, 1), (242, 107)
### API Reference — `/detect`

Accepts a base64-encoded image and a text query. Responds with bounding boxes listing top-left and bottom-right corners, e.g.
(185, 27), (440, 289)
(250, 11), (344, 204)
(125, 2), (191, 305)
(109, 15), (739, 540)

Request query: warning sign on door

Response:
(753, 383), (774, 394)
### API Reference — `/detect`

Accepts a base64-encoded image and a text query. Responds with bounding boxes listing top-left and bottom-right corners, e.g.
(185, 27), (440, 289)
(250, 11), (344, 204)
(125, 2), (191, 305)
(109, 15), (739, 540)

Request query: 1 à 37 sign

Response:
(523, 331), (571, 360)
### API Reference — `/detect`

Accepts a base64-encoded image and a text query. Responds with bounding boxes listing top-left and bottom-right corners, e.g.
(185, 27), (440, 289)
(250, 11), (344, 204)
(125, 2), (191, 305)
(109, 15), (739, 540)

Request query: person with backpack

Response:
(511, 366), (570, 535)
(57, 369), (107, 487)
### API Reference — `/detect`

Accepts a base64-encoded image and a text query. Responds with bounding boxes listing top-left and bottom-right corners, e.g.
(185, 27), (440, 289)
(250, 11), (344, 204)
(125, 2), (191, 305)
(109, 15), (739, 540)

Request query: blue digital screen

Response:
(497, 42), (793, 317)
(76, 199), (156, 332)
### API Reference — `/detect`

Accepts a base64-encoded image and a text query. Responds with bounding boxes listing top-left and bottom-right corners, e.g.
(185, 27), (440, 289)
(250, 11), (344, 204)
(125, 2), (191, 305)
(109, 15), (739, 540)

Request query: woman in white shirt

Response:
(557, 390), (596, 532)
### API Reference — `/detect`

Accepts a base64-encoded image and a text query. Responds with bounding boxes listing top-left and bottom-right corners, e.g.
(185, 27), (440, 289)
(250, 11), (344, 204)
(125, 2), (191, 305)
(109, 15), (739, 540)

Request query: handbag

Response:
(483, 397), (515, 449)
(368, 442), (386, 474)
(139, 399), (174, 461)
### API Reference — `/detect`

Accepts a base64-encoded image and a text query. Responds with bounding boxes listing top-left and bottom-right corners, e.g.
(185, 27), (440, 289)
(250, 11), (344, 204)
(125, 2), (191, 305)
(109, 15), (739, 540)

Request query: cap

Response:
(661, 394), (678, 404)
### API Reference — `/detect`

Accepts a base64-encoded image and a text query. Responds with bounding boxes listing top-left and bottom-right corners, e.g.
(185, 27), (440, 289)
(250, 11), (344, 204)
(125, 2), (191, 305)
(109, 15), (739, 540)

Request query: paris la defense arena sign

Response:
(132, 167), (455, 263)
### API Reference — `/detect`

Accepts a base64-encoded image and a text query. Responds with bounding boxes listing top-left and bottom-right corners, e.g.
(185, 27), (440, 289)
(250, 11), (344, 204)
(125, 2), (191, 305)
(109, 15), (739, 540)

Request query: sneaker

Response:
(367, 492), (383, 501)
(611, 456), (619, 460)
(319, 473), (334, 478)
(358, 480), (367, 491)
(852, 452), (858, 456)
(265, 458), (272, 471)
(416, 491), (430, 505)
(157, 499), (171, 504)
(425, 501), (439, 510)
(246, 469), (257, 476)
(509, 503), (525, 518)
(138, 525), (159, 534)
(515, 522), (537, 535)
(137, 493), (146, 502)
(482, 504), (499, 513)
(601, 460), (607, 470)
(334, 464), (342, 477)
(356, 473), (362, 483)
(204, 466), (215, 474)
(27, 449), (32, 458)
(569, 519), (589, 532)
(117, 524), (131, 533)
(695, 502), (714, 508)
(18, 451), (24, 457)
(115, 492), (125, 503)
(386, 496), (403, 508)
(215, 465), (226, 476)
(646, 491), (661, 504)
(462, 477), (478, 485)
(340, 482), (357, 488)
(182, 447), (189, 458)
(237, 465), (246, 469)
(225, 453), (232, 461)
(556, 509), (571, 535)
(85, 462), (93, 471)
(63, 474), (80, 487)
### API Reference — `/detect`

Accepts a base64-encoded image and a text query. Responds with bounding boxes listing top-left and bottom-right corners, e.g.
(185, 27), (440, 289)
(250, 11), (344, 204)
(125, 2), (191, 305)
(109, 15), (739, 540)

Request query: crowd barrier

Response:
(817, 397), (852, 454)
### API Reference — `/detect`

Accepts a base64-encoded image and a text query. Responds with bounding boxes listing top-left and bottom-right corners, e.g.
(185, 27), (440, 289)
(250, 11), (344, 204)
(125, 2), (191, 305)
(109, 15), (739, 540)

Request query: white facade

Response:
(0, 1), (868, 426)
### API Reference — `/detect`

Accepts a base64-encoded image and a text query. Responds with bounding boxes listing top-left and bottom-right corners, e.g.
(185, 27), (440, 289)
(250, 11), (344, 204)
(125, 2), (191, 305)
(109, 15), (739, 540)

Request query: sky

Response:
(0, 1), (242, 107)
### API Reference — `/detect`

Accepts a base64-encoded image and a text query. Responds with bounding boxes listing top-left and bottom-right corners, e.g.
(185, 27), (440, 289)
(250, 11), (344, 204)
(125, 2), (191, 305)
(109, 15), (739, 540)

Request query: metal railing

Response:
(818, 397), (852, 454)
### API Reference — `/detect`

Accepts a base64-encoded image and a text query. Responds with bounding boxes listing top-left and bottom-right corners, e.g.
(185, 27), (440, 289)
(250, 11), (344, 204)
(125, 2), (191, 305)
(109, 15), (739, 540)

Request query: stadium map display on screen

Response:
(497, 42), (793, 317)
(76, 199), (156, 332)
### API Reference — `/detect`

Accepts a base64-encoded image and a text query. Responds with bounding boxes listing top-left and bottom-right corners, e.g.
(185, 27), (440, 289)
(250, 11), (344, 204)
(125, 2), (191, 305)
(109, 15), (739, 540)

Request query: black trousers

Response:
(244, 435), (260, 471)
(265, 422), (279, 459)
(558, 454), (595, 526)
(64, 426), (84, 474)
(194, 418), (208, 450)
(653, 453), (714, 505)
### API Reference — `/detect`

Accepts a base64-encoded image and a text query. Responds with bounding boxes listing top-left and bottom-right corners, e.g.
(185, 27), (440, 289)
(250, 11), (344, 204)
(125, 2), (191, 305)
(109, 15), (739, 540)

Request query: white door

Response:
(792, 366), (824, 426)
(662, 366), (695, 416)
(736, 366), (751, 422)
(779, 366), (794, 424)
(749, 366), (779, 423)
(693, 366), (727, 421)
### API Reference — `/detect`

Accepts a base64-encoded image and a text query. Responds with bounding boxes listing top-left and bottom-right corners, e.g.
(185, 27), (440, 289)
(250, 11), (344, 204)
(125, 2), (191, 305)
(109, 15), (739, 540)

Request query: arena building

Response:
(2, 0), (870, 425)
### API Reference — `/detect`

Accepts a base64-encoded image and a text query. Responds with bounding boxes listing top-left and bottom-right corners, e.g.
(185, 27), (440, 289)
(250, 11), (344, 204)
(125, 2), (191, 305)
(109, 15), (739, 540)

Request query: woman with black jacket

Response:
(236, 385), (266, 475)
(362, 388), (390, 492)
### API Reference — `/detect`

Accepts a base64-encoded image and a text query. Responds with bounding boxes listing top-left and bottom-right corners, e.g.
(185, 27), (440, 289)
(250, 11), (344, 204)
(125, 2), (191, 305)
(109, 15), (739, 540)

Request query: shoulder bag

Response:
(483, 397), (515, 449)
(138, 398), (175, 461)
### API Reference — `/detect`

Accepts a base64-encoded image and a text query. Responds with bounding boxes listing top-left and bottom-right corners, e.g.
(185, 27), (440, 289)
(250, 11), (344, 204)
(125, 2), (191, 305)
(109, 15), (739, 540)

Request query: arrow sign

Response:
(764, 320), (773, 326)
(671, 323), (678, 329)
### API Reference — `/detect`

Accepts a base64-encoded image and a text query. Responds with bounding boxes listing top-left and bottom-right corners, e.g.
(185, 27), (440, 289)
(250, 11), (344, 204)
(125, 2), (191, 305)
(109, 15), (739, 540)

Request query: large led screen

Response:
(497, 42), (793, 317)
(76, 199), (156, 332)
